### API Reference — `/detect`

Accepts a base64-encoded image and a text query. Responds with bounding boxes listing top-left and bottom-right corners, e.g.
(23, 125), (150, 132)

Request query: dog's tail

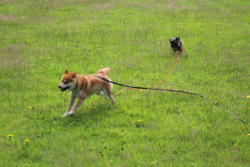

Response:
(98, 67), (110, 76)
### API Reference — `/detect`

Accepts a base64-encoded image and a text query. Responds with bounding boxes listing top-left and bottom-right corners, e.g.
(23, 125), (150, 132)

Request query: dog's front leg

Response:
(63, 95), (76, 117)
(66, 96), (86, 116)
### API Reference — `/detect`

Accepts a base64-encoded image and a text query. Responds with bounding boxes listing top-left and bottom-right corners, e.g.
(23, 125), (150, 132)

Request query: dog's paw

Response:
(62, 113), (68, 117)
(67, 110), (74, 115)
(63, 112), (70, 117)
(63, 111), (75, 117)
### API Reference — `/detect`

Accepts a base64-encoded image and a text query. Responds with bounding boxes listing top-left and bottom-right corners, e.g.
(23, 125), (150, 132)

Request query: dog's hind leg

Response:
(105, 84), (115, 104)
(97, 90), (109, 99)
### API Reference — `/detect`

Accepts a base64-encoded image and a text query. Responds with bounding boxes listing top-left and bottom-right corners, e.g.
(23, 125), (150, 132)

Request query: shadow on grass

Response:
(57, 101), (117, 127)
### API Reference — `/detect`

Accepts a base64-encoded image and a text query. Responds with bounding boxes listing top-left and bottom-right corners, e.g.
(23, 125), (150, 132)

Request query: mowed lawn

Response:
(0, 0), (249, 166)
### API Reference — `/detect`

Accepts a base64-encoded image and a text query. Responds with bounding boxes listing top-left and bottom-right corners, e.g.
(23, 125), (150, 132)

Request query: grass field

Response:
(0, 0), (249, 166)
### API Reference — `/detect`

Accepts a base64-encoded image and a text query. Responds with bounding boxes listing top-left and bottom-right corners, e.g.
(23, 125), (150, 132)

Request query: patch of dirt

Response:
(0, 45), (27, 69)
(0, 0), (18, 4)
(166, 3), (174, 9)
(25, 16), (51, 23)
(72, 0), (95, 2)
(92, 2), (115, 10)
(6, 45), (24, 53)
(125, 1), (203, 11)
(0, 14), (14, 22)
(126, 2), (155, 9)
(0, 54), (26, 69)
(0, 13), (51, 24)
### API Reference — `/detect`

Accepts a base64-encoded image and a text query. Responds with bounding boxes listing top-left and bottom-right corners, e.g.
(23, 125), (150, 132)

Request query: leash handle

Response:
(95, 76), (203, 98)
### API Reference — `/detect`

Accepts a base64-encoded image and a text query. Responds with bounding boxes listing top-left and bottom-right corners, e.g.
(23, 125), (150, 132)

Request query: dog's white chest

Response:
(71, 91), (83, 98)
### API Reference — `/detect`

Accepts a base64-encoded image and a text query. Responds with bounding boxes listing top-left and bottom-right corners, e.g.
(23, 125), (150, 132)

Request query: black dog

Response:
(169, 37), (184, 59)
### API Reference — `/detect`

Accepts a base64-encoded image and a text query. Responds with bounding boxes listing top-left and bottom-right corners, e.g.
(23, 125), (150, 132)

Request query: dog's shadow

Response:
(58, 102), (116, 127)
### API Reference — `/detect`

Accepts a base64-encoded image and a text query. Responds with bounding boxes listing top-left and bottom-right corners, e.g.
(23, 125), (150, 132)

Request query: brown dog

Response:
(58, 68), (115, 117)
(169, 37), (184, 59)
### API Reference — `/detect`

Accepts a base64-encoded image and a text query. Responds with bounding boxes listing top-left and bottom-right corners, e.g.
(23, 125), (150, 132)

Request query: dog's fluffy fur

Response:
(58, 68), (115, 117)
(169, 37), (184, 59)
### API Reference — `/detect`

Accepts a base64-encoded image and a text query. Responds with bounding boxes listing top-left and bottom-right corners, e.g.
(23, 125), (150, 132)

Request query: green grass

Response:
(0, 0), (249, 166)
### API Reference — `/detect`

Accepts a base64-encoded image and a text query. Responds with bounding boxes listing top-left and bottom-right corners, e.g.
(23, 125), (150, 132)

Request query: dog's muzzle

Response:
(58, 85), (70, 92)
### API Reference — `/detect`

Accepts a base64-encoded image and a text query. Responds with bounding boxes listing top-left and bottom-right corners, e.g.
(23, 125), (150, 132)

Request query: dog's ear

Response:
(72, 72), (76, 78)
(65, 70), (68, 73)
(176, 37), (180, 40)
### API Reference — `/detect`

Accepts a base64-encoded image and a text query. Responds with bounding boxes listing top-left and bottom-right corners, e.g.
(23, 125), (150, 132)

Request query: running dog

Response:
(169, 37), (184, 59)
(58, 68), (115, 117)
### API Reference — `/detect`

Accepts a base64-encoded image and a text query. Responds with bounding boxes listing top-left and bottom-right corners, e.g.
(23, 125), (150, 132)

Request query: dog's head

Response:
(169, 37), (182, 51)
(58, 70), (76, 92)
